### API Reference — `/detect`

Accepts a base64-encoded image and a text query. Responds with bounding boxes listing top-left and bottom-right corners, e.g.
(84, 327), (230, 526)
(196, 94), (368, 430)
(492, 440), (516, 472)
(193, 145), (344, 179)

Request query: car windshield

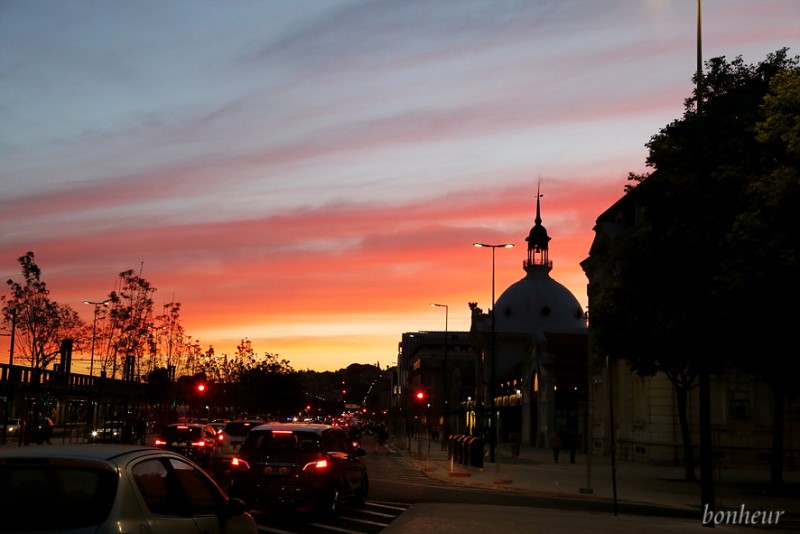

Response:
(0, 464), (117, 531)
(242, 430), (320, 453)
(224, 421), (261, 438)
(163, 426), (204, 440)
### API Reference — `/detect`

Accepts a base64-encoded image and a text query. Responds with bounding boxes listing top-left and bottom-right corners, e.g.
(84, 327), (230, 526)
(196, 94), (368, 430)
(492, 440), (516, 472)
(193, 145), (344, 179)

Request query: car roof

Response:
(224, 419), (264, 426)
(0, 444), (170, 463)
(250, 423), (339, 433)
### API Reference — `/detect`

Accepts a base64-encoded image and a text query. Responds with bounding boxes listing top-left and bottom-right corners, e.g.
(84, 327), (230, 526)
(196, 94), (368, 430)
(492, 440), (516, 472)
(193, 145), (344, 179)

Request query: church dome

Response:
(494, 267), (586, 335)
(493, 186), (585, 335)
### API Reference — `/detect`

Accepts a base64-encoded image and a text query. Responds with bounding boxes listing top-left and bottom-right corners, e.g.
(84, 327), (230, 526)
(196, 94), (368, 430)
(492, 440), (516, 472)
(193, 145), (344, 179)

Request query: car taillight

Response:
(191, 440), (206, 448)
(302, 459), (328, 472)
(231, 457), (249, 470)
(217, 434), (225, 442)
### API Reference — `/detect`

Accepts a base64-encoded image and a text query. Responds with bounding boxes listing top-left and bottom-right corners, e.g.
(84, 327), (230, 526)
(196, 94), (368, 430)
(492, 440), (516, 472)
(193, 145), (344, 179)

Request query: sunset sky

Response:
(2, 1), (798, 372)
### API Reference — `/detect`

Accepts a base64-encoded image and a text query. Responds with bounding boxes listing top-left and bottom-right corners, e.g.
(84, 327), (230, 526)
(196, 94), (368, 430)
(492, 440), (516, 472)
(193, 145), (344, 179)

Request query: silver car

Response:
(0, 444), (257, 533)
(212, 419), (264, 477)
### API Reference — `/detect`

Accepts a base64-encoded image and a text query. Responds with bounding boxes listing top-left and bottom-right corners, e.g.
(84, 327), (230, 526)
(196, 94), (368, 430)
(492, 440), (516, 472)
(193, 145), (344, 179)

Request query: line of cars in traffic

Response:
(0, 416), (371, 531)
(148, 418), (370, 516)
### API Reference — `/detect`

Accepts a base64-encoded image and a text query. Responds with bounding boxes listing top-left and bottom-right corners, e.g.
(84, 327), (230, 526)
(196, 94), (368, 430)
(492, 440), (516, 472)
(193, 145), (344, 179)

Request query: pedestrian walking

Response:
(136, 417), (147, 445)
(375, 424), (389, 453)
(38, 416), (53, 445)
(549, 432), (562, 463)
(568, 432), (579, 464)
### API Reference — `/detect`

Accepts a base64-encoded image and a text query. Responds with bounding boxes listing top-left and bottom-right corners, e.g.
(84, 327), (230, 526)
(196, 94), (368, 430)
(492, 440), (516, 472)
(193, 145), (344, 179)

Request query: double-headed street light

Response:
(429, 303), (448, 448)
(83, 299), (110, 377)
(473, 242), (513, 463)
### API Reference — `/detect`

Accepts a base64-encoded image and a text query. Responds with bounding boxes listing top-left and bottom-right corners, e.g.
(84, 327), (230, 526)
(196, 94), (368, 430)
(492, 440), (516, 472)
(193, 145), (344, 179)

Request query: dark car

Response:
(212, 418), (264, 477)
(89, 420), (125, 443)
(1, 418), (21, 439)
(154, 423), (217, 467)
(229, 423), (368, 516)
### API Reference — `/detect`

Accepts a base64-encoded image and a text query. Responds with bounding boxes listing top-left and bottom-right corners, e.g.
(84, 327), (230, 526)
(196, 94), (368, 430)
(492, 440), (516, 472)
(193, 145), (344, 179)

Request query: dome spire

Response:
(535, 180), (543, 226)
(525, 180), (552, 271)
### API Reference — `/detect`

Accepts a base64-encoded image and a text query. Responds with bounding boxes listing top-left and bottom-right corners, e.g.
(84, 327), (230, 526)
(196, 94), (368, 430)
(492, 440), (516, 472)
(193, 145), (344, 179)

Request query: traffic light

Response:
(196, 383), (206, 393)
(415, 391), (425, 401)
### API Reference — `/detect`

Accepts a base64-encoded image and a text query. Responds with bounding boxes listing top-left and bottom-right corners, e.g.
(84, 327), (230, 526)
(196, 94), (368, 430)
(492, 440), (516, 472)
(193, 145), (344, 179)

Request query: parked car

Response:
(1, 418), (21, 438)
(212, 418), (264, 477)
(229, 423), (368, 516)
(0, 444), (257, 533)
(153, 423), (218, 467)
(89, 420), (126, 443)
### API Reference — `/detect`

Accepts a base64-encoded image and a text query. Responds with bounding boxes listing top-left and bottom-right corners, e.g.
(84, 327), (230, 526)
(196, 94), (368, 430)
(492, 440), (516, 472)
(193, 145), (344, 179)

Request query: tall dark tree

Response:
(716, 65), (800, 489)
(589, 49), (799, 483)
(1, 251), (86, 370)
(105, 267), (156, 380)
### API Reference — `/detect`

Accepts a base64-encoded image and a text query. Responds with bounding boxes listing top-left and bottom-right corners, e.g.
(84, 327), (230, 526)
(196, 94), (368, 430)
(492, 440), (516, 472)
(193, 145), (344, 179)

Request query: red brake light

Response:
(154, 438), (166, 446)
(217, 433), (225, 442)
(231, 457), (249, 470)
(303, 459), (328, 472)
(191, 440), (206, 448)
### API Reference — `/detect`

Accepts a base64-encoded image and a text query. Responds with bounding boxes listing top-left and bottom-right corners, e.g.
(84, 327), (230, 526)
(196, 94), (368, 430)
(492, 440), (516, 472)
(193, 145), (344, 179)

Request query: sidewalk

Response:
(390, 436), (799, 525)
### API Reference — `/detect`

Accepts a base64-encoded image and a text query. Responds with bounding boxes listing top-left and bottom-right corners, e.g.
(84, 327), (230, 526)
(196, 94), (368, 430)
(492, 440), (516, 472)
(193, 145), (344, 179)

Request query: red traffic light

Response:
(196, 383), (206, 393)
(415, 391), (425, 401)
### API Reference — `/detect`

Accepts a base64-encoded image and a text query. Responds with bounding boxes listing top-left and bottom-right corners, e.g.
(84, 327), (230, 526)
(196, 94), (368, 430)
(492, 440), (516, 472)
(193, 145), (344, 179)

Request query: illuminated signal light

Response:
(303, 459), (328, 472)
(217, 433), (225, 442)
(272, 430), (293, 435)
(154, 438), (167, 446)
(191, 440), (206, 448)
(231, 457), (249, 470)
(415, 391), (425, 401)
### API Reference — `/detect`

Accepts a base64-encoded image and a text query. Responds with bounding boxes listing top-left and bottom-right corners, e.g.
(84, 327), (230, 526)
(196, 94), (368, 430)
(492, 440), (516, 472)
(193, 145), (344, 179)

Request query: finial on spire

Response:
(535, 179), (543, 226)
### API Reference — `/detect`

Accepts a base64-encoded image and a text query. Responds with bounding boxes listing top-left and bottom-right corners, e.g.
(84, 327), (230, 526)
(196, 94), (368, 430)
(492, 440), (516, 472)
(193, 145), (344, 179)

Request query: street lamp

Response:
(429, 303), (448, 448)
(84, 299), (110, 377)
(473, 242), (513, 463)
(694, 0), (715, 515)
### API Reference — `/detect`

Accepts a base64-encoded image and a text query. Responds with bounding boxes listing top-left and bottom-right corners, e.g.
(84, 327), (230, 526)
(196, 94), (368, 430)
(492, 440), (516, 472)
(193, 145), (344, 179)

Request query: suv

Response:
(212, 419), (263, 477)
(153, 423), (218, 467)
(229, 423), (368, 516)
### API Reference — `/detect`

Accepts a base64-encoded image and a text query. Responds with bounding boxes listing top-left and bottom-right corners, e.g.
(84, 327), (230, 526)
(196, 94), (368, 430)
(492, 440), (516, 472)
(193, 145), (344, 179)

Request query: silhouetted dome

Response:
(494, 268), (585, 335)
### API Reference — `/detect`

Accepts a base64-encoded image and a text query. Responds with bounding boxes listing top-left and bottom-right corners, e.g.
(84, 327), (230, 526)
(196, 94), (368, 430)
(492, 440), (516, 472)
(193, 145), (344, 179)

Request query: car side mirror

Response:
(224, 497), (248, 517)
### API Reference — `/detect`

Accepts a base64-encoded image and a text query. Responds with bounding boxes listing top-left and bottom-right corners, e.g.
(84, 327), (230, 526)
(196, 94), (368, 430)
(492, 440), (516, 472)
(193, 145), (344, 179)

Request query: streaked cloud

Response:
(1, 0), (797, 370)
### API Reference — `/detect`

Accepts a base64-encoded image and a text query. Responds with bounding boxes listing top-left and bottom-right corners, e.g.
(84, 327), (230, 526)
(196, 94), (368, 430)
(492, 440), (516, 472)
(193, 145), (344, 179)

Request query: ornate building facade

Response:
(470, 192), (588, 448)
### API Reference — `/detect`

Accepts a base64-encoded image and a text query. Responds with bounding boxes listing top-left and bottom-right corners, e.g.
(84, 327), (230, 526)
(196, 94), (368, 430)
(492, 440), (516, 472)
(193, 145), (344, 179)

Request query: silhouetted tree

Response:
(1, 251), (86, 370)
(104, 267), (155, 380)
(589, 49), (799, 484)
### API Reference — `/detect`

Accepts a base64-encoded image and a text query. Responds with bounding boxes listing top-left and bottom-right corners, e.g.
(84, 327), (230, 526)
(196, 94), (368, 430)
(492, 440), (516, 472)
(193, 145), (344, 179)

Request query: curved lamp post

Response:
(473, 242), (513, 463)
